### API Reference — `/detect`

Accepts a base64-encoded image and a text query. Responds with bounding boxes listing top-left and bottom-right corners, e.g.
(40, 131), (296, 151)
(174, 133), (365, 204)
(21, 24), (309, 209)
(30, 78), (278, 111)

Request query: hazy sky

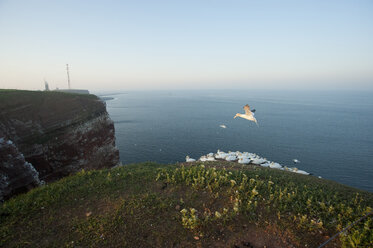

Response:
(0, 0), (372, 91)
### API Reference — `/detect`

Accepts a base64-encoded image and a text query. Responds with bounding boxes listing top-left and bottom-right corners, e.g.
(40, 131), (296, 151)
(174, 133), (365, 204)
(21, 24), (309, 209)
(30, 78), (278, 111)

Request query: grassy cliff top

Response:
(0, 90), (103, 120)
(1, 162), (372, 247)
(0, 90), (106, 144)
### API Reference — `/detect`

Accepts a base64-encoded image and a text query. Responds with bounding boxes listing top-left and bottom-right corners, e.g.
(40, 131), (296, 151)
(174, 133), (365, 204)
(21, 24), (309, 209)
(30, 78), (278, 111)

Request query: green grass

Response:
(1, 162), (372, 247)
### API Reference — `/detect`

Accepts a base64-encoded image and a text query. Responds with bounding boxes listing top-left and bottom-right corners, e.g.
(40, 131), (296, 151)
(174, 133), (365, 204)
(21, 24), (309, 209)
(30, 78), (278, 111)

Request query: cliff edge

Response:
(0, 90), (119, 199)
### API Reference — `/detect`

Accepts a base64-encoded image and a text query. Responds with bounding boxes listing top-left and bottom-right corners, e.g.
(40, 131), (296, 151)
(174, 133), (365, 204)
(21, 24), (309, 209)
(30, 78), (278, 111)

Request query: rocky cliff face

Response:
(0, 138), (40, 201)
(0, 90), (119, 199)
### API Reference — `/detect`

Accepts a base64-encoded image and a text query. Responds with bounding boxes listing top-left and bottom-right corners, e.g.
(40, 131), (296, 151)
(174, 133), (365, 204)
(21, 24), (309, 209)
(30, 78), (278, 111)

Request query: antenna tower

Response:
(66, 64), (71, 89)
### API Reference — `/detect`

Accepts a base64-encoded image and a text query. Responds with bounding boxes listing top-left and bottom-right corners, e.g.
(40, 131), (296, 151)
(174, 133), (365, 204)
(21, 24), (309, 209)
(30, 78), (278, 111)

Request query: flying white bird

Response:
(219, 124), (227, 129)
(234, 104), (258, 126)
(293, 159), (300, 164)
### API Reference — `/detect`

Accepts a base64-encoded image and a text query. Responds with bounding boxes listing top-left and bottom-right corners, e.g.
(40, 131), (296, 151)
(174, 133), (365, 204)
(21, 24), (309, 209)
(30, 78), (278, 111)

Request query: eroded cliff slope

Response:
(0, 90), (119, 199)
(0, 138), (40, 201)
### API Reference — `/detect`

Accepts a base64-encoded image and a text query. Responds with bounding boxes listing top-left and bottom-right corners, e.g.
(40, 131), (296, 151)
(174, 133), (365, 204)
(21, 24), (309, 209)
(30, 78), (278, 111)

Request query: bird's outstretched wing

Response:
(244, 104), (253, 115)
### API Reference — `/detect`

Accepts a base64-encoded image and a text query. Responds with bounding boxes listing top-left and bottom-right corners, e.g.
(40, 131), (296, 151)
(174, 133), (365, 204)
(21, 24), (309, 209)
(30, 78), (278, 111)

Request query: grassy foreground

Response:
(1, 162), (372, 247)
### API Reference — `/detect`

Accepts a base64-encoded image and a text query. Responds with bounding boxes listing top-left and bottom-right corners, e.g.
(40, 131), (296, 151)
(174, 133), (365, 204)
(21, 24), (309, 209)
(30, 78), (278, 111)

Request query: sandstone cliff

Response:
(0, 90), (119, 199)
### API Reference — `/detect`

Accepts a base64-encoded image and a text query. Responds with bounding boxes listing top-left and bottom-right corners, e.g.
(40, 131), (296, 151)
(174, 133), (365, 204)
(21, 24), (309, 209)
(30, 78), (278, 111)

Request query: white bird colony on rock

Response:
(238, 157), (251, 164)
(186, 150), (311, 176)
(185, 156), (196, 162)
(199, 155), (208, 162)
(206, 154), (216, 161)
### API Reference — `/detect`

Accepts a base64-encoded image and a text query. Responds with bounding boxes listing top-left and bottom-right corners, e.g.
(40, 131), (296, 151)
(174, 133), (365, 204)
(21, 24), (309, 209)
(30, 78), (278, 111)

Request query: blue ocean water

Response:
(98, 90), (373, 192)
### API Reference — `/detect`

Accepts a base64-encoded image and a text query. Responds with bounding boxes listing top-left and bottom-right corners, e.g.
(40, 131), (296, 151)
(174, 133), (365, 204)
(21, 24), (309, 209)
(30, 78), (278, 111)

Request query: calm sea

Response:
(97, 90), (373, 192)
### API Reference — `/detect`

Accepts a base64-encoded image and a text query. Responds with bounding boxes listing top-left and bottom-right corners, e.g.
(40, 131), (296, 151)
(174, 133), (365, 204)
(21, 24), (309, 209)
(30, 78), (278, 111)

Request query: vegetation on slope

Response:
(1, 162), (372, 247)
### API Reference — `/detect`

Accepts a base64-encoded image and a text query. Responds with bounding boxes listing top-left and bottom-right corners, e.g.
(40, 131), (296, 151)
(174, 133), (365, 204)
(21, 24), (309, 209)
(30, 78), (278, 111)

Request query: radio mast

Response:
(66, 64), (71, 89)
